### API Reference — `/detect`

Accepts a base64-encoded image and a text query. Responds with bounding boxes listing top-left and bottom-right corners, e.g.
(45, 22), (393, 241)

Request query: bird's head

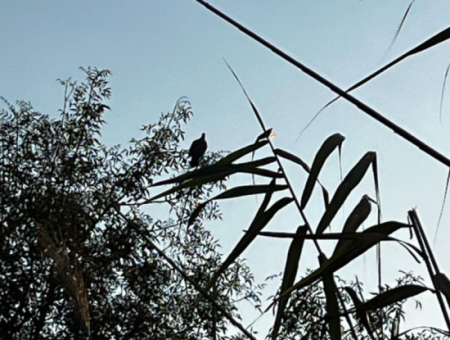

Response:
(201, 133), (206, 139)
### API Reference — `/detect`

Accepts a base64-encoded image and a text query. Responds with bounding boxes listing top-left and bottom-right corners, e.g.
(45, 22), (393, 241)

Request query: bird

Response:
(188, 133), (207, 167)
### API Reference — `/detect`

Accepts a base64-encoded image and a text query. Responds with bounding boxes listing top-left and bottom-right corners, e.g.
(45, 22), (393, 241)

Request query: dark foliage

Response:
(0, 68), (262, 339)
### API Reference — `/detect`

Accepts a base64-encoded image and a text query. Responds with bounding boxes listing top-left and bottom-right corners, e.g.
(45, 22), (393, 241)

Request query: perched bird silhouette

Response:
(188, 133), (207, 167)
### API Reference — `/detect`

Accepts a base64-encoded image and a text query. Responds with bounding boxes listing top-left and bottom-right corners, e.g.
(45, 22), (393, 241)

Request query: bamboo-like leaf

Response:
(152, 156), (277, 188)
(439, 62), (450, 124)
(147, 162), (282, 203)
(272, 226), (307, 340)
(216, 140), (269, 165)
(435, 169), (450, 245)
(205, 196), (294, 292)
(280, 222), (408, 298)
(276, 148), (330, 208)
(333, 195), (371, 255)
(301, 133), (345, 209)
(256, 128), (275, 142)
(371, 154), (381, 224)
(345, 286), (374, 336)
(316, 152), (375, 235)
(275, 148), (310, 172)
(298, 25), (450, 138)
(436, 272), (450, 308)
(188, 184), (288, 226)
(337, 26), (450, 105)
(382, 0), (416, 61)
(390, 310), (401, 340)
(353, 285), (429, 312)
(320, 254), (341, 340)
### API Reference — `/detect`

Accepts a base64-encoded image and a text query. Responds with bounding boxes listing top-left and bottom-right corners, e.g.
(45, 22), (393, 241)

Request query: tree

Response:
(2, 67), (450, 340)
(0, 68), (263, 339)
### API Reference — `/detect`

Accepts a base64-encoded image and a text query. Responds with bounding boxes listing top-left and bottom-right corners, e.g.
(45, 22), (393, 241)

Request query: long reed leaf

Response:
(272, 226), (307, 340)
(280, 222), (408, 298)
(316, 152), (375, 234)
(301, 133), (345, 209)
(206, 196), (294, 292)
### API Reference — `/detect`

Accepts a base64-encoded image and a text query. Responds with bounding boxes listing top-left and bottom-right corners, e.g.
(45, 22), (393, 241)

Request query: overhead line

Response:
(195, 0), (450, 168)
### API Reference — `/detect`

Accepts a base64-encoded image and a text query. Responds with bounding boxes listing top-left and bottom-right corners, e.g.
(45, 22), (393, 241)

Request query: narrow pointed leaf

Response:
(354, 285), (429, 312)
(436, 272), (450, 308)
(280, 222), (407, 298)
(316, 152), (375, 234)
(206, 196), (294, 292)
(333, 195), (371, 255)
(148, 161), (282, 202)
(275, 148), (310, 172)
(317, 26), (450, 116)
(272, 226), (307, 340)
(301, 133), (345, 209)
(345, 286), (374, 336)
(371, 154), (381, 224)
(276, 148), (330, 207)
(216, 140), (269, 165)
(188, 184), (288, 226)
(320, 254), (341, 340)
(256, 128), (275, 142)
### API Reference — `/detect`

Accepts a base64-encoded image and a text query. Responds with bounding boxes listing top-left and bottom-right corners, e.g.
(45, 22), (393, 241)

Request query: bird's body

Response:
(189, 133), (207, 167)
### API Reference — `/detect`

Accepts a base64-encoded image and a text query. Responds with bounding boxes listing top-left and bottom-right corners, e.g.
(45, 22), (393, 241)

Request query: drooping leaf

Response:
(435, 272), (450, 308)
(188, 184), (288, 226)
(344, 286), (374, 336)
(272, 226), (307, 340)
(275, 148), (310, 173)
(435, 169), (450, 246)
(353, 285), (429, 312)
(333, 195), (371, 255)
(276, 148), (330, 208)
(256, 128), (275, 142)
(439, 62), (450, 125)
(280, 222), (408, 298)
(216, 140), (269, 165)
(371, 153), (381, 224)
(320, 254), (341, 340)
(298, 25), (450, 138)
(316, 152), (375, 234)
(382, 0), (416, 61)
(301, 133), (345, 209)
(390, 310), (401, 340)
(147, 160), (282, 202)
(205, 196), (294, 292)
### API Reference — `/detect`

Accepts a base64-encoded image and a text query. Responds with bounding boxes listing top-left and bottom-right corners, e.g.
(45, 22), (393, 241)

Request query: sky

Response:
(2, 0), (450, 337)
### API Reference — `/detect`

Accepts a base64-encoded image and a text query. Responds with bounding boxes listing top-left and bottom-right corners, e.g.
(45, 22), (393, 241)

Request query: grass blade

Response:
(280, 222), (408, 298)
(316, 152), (375, 234)
(216, 140), (269, 165)
(301, 133), (345, 209)
(320, 254), (341, 340)
(353, 285), (429, 312)
(275, 148), (330, 208)
(439, 62), (450, 125)
(298, 24), (450, 138)
(345, 286), (374, 337)
(272, 226), (307, 340)
(188, 184), (288, 226)
(436, 273), (450, 308)
(333, 195), (372, 255)
(206, 196), (294, 292)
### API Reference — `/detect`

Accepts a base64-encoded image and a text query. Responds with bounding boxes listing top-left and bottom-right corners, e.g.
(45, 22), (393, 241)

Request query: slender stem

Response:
(228, 62), (360, 340)
(408, 210), (450, 332)
(114, 208), (258, 340)
(195, 0), (450, 169)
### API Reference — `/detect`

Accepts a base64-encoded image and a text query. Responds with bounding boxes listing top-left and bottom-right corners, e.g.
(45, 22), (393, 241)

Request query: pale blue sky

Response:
(2, 0), (450, 337)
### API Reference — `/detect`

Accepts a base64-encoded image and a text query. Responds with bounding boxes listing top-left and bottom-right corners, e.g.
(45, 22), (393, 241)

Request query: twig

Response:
(113, 207), (258, 340)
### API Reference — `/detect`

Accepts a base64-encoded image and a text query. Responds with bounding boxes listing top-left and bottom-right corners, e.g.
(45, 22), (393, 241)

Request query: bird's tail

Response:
(190, 158), (199, 167)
